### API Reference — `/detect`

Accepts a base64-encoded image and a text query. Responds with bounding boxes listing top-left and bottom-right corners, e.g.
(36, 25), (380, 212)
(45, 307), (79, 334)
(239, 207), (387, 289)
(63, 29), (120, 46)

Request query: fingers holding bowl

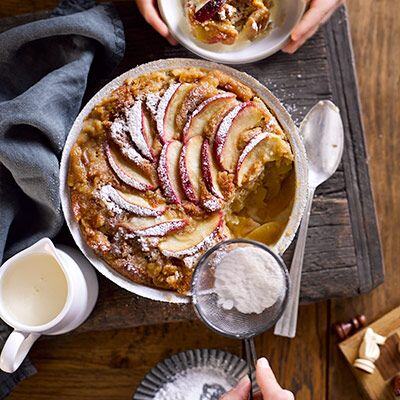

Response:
(135, 0), (178, 45)
(283, 0), (345, 53)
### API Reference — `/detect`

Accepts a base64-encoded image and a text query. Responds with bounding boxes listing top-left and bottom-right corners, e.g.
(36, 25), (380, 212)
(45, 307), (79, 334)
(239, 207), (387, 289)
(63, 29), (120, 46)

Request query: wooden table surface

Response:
(1, 1), (399, 399)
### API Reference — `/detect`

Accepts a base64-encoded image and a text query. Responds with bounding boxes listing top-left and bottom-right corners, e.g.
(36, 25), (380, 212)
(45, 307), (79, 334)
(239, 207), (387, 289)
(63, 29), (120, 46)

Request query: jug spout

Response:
(24, 238), (57, 257)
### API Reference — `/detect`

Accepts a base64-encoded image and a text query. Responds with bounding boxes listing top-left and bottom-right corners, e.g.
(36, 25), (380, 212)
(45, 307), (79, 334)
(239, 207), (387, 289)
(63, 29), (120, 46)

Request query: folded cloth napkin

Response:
(0, 0), (124, 395)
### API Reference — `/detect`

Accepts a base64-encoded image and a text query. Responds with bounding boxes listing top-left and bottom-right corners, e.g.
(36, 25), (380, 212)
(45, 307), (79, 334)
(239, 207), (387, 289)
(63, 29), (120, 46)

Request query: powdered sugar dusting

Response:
(182, 253), (201, 269)
(127, 100), (153, 161)
(99, 184), (164, 217)
(215, 102), (247, 158)
(137, 236), (161, 253)
(126, 263), (138, 273)
(203, 197), (221, 212)
(156, 83), (181, 142)
(109, 118), (146, 165)
(145, 92), (160, 117)
(134, 220), (187, 237)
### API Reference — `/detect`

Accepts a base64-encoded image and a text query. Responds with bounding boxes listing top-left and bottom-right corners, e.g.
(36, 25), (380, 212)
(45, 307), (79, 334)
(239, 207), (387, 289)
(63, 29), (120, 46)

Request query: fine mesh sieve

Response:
(191, 239), (290, 399)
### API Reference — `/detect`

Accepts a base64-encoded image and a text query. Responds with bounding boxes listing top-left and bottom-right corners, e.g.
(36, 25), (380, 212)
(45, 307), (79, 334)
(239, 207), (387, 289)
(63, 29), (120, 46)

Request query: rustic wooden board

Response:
(0, 4), (384, 332)
(339, 306), (400, 400)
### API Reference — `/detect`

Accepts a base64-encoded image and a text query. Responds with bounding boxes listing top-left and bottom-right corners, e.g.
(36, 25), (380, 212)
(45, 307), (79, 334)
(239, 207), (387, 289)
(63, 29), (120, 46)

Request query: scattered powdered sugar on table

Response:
(214, 247), (285, 314)
(153, 367), (232, 400)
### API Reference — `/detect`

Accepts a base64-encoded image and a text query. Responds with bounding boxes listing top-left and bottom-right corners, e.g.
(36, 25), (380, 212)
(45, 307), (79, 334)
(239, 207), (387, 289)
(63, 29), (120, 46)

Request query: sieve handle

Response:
(244, 338), (257, 400)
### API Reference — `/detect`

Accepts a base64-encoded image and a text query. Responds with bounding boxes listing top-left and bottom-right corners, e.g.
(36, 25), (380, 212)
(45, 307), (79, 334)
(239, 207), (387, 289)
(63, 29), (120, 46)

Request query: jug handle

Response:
(0, 331), (40, 373)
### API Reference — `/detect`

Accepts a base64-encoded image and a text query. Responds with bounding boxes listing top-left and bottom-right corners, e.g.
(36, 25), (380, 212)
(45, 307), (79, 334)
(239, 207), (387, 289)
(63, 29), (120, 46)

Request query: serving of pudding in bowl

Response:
(185, 0), (274, 45)
(61, 59), (307, 302)
(158, 0), (306, 63)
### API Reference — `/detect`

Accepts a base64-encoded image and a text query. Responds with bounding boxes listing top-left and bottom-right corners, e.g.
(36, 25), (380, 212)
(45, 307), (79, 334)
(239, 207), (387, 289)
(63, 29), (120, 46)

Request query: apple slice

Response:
(214, 102), (265, 172)
(236, 132), (293, 187)
(176, 84), (219, 132)
(156, 83), (192, 143)
(127, 100), (155, 161)
(157, 141), (185, 204)
(179, 135), (204, 203)
(194, 0), (227, 22)
(99, 184), (165, 217)
(201, 139), (224, 199)
(246, 221), (283, 246)
(158, 211), (224, 258)
(105, 143), (157, 191)
(130, 219), (188, 237)
(203, 102), (239, 143)
(182, 93), (236, 142)
(109, 118), (147, 167)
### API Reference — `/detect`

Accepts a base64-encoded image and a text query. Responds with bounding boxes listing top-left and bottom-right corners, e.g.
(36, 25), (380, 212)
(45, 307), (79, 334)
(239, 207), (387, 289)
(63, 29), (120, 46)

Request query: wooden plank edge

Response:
(325, 6), (384, 294)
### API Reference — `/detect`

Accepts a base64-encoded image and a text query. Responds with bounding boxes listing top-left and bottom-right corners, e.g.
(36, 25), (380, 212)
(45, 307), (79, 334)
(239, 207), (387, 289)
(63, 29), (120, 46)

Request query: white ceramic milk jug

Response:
(0, 238), (98, 373)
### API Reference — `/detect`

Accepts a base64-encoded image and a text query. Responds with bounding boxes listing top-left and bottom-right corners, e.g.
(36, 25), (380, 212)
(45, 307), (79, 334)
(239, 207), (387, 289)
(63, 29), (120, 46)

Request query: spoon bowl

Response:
(301, 100), (344, 188)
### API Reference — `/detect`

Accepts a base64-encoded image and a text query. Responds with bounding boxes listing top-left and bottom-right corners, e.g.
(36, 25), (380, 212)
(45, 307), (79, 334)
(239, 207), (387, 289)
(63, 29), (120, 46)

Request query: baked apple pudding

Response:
(68, 67), (294, 293)
(184, 0), (274, 45)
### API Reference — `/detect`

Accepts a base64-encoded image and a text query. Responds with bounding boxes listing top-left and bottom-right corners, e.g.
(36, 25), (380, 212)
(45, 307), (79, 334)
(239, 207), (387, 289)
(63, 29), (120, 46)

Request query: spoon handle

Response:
(273, 187), (315, 338)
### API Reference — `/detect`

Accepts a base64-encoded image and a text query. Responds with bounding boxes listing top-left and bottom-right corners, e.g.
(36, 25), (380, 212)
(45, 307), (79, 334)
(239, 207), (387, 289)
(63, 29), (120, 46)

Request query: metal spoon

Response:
(274, 100), (344, 338)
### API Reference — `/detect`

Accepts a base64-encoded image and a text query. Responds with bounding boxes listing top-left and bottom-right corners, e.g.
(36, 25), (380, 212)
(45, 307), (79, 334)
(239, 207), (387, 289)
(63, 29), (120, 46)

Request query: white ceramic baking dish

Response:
(60, 58), (308, 304)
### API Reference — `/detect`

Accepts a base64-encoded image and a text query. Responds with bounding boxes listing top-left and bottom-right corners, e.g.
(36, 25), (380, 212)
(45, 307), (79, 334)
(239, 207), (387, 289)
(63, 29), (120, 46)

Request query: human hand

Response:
(135, 0), (178, 45)
(221, 358), (294, 400)
(282, 0), (344, 53)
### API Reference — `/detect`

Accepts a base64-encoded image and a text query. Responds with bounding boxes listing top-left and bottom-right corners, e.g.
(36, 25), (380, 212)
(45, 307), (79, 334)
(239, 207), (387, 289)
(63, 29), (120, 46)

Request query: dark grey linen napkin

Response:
(0, 0), (124, 396)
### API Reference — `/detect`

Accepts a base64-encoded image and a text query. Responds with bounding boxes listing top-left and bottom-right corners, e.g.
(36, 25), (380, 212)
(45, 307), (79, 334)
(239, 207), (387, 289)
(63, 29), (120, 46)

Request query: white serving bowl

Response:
(158, 0), (306, 64)
(60, 58), (308, 304)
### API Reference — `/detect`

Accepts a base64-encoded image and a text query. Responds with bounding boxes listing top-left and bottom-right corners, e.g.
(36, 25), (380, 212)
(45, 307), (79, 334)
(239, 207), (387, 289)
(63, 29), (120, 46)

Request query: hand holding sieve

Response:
(191, 239), (290, 399)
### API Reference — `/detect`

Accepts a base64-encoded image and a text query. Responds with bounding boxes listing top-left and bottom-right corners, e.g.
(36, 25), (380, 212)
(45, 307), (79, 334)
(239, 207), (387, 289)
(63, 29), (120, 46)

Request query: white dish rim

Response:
(59, 58), (308, 304)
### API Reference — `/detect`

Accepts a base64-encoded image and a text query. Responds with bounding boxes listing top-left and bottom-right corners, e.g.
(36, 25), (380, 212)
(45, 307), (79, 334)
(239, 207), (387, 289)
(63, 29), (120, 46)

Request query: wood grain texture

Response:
(10, 321), (241, 399)
(1, 0), (399, 399)
(328, 0), (400, 399)
(0, 0), (57, 17)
